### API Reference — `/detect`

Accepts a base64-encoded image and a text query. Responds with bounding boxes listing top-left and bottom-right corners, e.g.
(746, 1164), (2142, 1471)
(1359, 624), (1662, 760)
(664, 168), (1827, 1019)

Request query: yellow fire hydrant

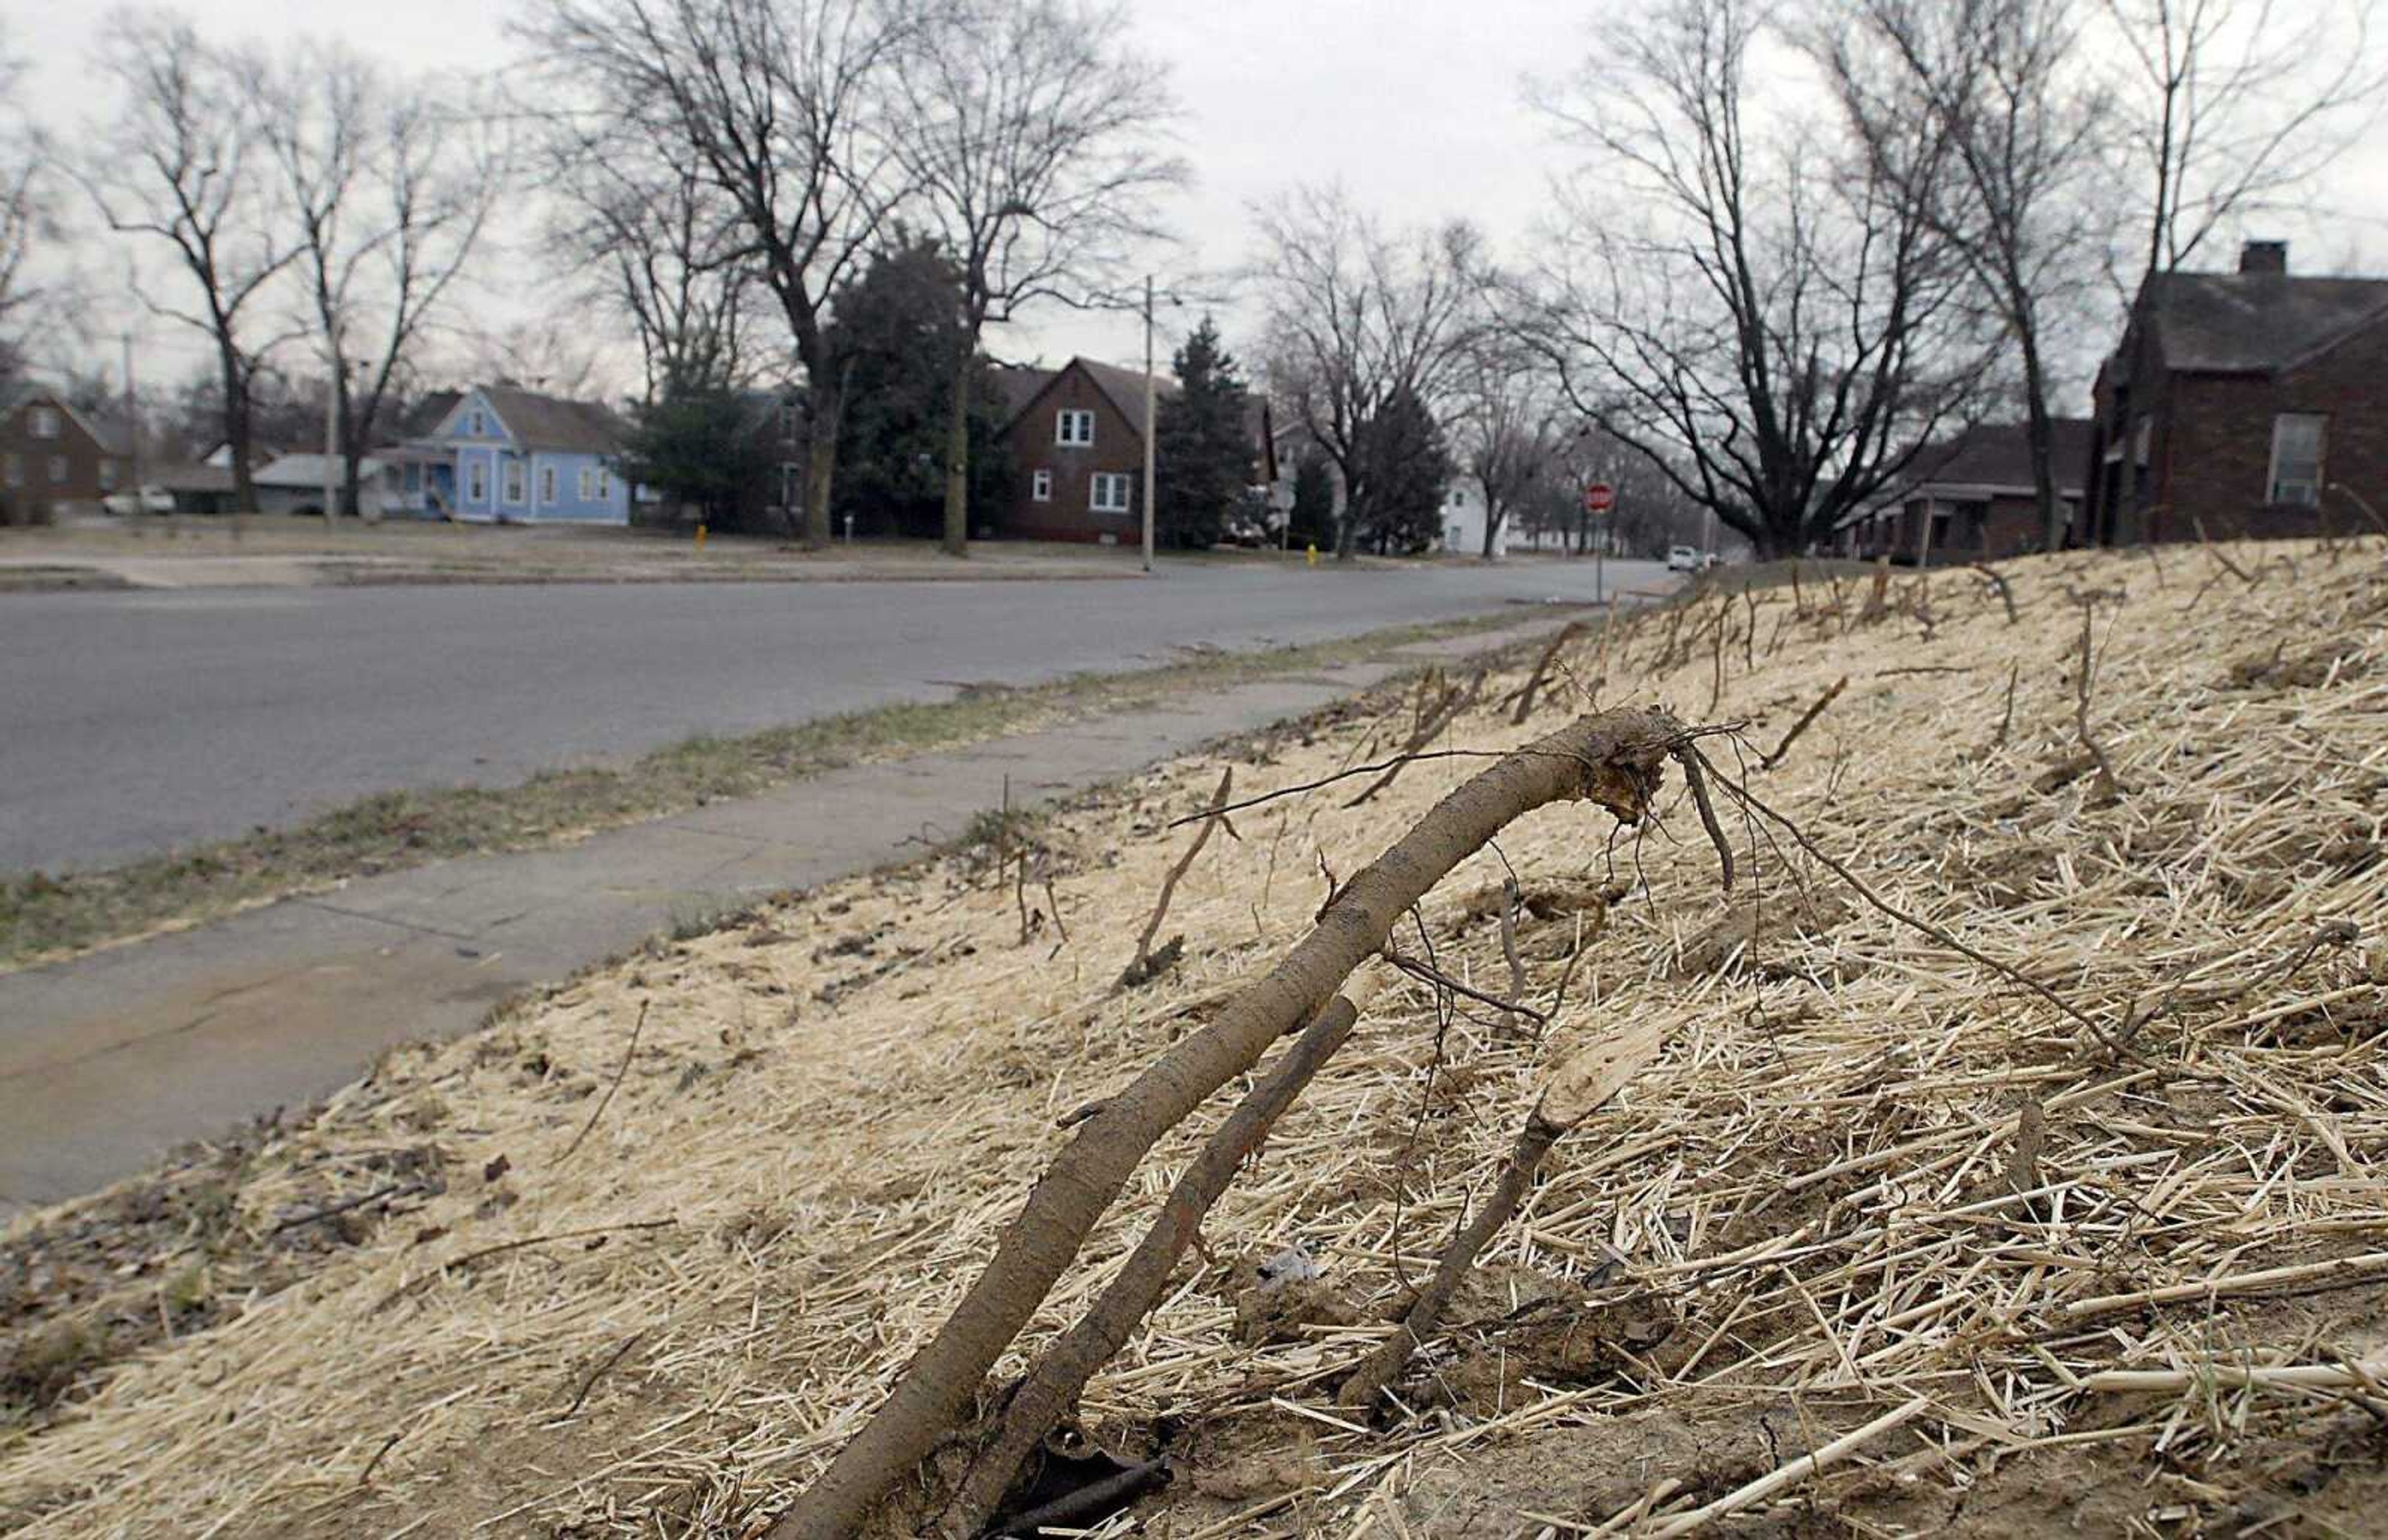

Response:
(1305, 542), (1318, 568)
(695, 523), (708, 550)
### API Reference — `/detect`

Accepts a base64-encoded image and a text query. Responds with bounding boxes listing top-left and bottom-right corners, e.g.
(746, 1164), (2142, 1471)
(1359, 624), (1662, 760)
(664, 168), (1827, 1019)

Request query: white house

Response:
(250, 453), (396, 517)
(1438, 481), (1509, 558)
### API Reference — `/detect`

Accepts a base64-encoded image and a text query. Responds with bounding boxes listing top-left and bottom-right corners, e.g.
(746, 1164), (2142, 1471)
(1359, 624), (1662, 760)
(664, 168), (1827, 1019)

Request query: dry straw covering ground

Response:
(6, 538), (2388, 1538)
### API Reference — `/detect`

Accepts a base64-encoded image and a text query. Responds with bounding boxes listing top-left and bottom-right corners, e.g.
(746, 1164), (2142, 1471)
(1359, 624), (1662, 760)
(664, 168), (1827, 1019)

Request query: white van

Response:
(1667, 545), (1701, 573)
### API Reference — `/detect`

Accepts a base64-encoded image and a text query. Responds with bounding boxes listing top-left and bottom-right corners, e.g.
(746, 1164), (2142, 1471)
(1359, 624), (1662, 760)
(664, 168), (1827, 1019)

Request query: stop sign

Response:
(1584, 482), (1616, 514)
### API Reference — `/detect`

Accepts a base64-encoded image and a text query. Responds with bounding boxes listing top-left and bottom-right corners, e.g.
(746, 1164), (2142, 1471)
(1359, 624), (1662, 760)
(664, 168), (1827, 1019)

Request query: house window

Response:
(539, 464), (557, 505)
(1031, 468), (1053, 502)
(1056, 409), (1095, 448)
(49, 455), (68, 484)
(2, 453), (19, 487)
(597, 468), (612, 499)
(1090, 471), (1132, 514)
(503, 459), (525, 504)
(100, 460), (118, 491)
(467, 459), (488, 502)
(467, 408), (487, 437)
(404, 463), (422, 492)
(2267, 413), (2325, 505)
(29, 407), (59, 439)
(577, 466), (594, 500)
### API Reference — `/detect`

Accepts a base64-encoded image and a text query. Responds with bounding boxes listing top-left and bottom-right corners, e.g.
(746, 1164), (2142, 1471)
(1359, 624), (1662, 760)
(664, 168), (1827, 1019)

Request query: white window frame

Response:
(1055, 408), (1095, 448)
(2, 452), (19, 487)
(100, 460), (119, 491)
(1090, 471), (1132, 514)
(29, 406), (59, 440)
(466, 407), (487, 437)
(539, 463), (557, 505)
(2266, 412), (2325, 505)
(576, 466), (594, 500)
(503, 458), (525, 504)
(597, 467), (612, 499)
(1031, 468), (1053, 502)
(48, 454), (68, 484)
(467, 458), (488, 502)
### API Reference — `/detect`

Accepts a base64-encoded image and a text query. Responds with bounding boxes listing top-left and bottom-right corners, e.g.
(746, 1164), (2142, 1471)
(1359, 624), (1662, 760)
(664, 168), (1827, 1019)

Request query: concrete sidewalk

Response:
(0, 617), (1574, 1218)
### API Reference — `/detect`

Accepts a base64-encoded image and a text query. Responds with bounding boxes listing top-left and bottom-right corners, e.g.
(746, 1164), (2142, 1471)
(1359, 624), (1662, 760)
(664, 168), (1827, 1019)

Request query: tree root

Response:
(1761, 676), (1846, 771)
(766, 709), (1685, 1540)
(1119, 768), (1232, 989)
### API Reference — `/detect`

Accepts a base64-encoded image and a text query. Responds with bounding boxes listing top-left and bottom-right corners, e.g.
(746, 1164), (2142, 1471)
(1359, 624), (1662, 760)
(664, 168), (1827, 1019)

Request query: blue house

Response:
(383, 384), (632, 523)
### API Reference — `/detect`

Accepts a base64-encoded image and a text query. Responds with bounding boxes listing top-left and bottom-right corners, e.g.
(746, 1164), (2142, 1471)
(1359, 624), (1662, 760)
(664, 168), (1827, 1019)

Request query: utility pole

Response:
(322, 361), (340, 528)
(121, 331), (141, 502)
(1141, 274), (1156, 574)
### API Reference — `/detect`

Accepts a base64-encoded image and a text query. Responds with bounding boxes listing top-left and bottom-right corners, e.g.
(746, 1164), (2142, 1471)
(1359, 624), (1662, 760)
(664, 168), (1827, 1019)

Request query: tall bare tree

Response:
(82, 9), (297, 513)
(1515, 0), (1979, 559)
(1252, 185), (1479, 560)
(521, 0), (915, 550)
(260, 43), (504, 516)
(889, 0), (1185, 556)
(2099, 0), (2388, 282)
(550, 146), (756, 404)
(1820, 0), (2110, 548)
(0, 26), (55, 367)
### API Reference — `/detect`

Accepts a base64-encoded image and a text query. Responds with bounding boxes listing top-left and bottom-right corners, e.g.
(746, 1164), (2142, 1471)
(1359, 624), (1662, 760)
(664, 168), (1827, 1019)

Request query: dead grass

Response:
(4, 539), (2387, 1538)
(0, 612), (1521, 972)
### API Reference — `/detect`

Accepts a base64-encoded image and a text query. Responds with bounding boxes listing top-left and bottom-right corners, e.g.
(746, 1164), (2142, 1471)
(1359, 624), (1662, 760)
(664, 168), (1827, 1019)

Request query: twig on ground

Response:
(1337, 1013), (1667, 1409)
(1345, 671), (1483, 808)
(1382, 945), (1548, 1027)
(557, 1000), (650, 1166)
(554, 1328), (652, 1424)
(1973, 561), (2019, 624)
(2073, 602), (2126, 800)
(1761, 676), (1848, 771)
(1120, 768), (1233, 989)
(1509, 621), (1585, 724)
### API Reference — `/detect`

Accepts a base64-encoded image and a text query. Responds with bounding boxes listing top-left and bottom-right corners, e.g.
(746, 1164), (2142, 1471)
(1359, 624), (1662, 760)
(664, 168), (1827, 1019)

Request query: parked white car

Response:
(1667, 545), (1701, 573)
(102, 485), (175, 516)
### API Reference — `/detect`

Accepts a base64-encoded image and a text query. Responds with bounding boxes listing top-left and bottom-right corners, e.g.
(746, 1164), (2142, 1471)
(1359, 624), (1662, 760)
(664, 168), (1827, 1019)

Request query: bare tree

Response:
(1820, 0), (2110, 549)
(260, 43), (504, 516)
(2099, 0), (2388, 282)
(1451, 334), (1561, 559)
(81, 9), (298, 513)
(550, 146), (757, 404)
(0, 26), (55, 365)
(890, 0), (1185, 556)
(1252, 185), (1479, 561)
(521, 0), (917, 550)
(1515, 0), (1981, 560)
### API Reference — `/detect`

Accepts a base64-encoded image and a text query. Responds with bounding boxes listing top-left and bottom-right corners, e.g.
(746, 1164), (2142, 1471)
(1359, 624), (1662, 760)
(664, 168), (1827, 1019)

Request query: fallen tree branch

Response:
(1645, 1397), (1930, 1538)
(1119, 768), (1233, 989)
(1761, 676), (1848, 772)
(766, 709), (1685, 1540)
(2073, 602), (2126, 800)
(942, 974), (1386, 1536)
(1381, 946), (1548, 1027)
(1336, 1013), (1667, 1409)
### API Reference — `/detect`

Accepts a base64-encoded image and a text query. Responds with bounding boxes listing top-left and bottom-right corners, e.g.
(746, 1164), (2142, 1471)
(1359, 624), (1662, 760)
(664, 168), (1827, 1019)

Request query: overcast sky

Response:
(13, 0), (2388, 407)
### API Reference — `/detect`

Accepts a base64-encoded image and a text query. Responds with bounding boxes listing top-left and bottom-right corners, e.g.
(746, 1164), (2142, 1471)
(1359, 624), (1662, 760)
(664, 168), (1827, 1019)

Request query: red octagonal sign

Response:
(1583, 482), (1616, 514)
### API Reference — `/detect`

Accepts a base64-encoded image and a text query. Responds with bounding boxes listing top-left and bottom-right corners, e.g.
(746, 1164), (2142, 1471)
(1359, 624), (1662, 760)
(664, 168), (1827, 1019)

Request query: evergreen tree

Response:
(1289, 453), (1337, 548)
(1355, 386), (1451, 553)
(827, 234), (1009, 540)
(1152, 316), (1250, 550)
(621, 387), (779, 530)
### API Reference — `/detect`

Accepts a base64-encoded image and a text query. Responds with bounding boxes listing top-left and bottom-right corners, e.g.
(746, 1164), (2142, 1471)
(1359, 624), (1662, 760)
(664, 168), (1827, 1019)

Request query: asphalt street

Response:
(1, 556), (1663, 875)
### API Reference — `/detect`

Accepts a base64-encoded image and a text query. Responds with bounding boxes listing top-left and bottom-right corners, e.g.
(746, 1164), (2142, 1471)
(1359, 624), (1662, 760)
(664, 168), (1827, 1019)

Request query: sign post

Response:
(1583, 482), (1615, 605)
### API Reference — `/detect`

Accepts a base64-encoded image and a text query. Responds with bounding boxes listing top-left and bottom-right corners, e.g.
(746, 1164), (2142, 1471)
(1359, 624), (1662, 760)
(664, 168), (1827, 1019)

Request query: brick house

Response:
(0, 387), (133, 525)
(990, 357), (1279, 543)
(1840, 418), (2091, 563)
(2083, 241), (2388, 545)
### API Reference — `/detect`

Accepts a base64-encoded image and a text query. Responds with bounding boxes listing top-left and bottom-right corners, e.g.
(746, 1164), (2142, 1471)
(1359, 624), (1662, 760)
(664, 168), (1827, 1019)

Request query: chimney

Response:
(2240, 239), (2288, 275)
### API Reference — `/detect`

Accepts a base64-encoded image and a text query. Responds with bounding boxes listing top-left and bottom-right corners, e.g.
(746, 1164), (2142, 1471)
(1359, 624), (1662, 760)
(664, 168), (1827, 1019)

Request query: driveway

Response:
(2, 557), (1662, 874)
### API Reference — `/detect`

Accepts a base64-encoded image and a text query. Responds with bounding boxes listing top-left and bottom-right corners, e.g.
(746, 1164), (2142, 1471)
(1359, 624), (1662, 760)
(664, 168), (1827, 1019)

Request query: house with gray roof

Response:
(383, 384), (632, 523)
(2083, 241), (2388, 545)
(0, 385), (134, 525)
(1840, 417), (2093, 563)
